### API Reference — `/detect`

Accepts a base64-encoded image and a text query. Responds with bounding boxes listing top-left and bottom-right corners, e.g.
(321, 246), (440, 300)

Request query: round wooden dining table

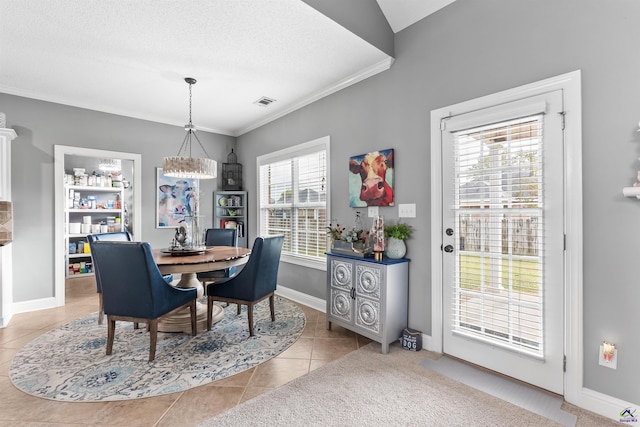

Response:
(153, 245), (251, 332)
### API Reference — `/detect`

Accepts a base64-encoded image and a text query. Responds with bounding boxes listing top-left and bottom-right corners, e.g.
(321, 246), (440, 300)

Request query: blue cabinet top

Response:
(326, 251), (410, 265)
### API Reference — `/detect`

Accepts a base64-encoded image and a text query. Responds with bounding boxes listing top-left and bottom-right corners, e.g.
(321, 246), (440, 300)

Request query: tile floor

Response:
(0, 278), (371, 427)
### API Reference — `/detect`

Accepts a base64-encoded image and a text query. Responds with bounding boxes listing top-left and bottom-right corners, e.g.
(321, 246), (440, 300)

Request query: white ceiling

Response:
(0, 0), (451, 136)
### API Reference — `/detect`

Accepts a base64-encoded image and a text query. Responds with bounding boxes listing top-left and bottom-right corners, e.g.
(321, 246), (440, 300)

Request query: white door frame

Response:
(54, 145), (142, 307)
(430, 71), (583, 403)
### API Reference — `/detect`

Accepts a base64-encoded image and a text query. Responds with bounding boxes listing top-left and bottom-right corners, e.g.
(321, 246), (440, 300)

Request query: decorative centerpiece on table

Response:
(164, 191), (206, 256)
(327, 212), (371, 257)
(383, 221), (413, 259)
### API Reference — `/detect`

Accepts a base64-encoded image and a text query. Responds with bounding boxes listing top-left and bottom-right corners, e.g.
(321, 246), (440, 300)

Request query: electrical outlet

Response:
(599, 345), (618, 369)
(368, 206), (379, 217)
(398, 203), (416, 218)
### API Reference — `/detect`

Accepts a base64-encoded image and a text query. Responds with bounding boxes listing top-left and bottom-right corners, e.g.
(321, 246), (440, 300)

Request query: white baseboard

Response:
(574, 387), (639, 423)
(0, 310), (13, 328)
(11, 297), (59, 315)
(422, 333), (436, 353)
(276, 285), (325, 313)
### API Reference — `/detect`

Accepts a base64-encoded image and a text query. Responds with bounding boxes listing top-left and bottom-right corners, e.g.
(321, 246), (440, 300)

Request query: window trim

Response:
(256, 136), (330, 271)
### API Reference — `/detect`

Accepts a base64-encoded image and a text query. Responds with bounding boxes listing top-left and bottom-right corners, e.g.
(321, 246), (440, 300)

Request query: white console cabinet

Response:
(326, 252), (409, 354)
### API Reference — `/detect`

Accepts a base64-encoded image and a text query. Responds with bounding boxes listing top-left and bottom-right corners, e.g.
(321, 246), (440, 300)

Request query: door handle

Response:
(443, 245), (454, 253)
(446, 228), (454, 236)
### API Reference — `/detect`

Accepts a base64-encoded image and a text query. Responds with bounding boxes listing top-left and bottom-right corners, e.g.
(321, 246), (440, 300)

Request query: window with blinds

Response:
(257, 137), (329, 269)
(453, 115), (544, 357)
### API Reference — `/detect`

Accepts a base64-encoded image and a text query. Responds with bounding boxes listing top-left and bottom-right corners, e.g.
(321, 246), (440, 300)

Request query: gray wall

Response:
(0, 94), (235, 302)
(237, 0), (640, 405)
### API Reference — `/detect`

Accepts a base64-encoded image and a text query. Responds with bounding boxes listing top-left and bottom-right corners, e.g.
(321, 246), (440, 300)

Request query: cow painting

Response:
(349, 149), (394, 207)
(156, 169), (198, 228)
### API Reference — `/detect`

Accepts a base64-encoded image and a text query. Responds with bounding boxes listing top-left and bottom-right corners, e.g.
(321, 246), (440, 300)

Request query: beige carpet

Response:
(199, 343), (617, 427)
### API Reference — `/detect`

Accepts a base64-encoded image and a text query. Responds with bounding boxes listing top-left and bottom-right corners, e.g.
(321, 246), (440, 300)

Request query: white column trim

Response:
(0, 128), (17, 328)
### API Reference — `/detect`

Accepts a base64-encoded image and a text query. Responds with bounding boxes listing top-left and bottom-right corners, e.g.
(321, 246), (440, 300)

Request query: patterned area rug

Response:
(9, 297), (305, 402)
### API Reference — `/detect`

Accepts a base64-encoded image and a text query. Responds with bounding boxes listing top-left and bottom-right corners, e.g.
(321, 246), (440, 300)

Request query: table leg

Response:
(158, 272), (224, 333)
(174, 272), (204, 297)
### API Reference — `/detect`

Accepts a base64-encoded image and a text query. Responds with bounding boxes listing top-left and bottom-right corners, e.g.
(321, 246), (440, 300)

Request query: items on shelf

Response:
(64, 167), (129, 278)
(214, 191), (248, 247)
(65, 169), (126, 189)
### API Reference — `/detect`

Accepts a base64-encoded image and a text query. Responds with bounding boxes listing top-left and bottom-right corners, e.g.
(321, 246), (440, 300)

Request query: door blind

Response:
(451, 115), (545, 358)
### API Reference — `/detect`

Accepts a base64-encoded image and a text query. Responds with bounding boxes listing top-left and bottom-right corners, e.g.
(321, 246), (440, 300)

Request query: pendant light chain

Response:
(188, 80), (193, 157)
(162, 77), (217, 179)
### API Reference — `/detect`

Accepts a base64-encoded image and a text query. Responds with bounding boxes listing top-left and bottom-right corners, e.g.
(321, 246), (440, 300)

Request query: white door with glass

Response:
(441, 90), (565, 394)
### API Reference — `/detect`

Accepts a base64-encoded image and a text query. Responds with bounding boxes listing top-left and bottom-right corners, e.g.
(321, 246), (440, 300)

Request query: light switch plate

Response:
(368, 206), (379, 217)
(398, 203), (416, 218)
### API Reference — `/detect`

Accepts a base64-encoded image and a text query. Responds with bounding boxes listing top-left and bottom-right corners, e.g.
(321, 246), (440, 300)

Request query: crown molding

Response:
(235, 56), (394, 136)
(0, 86), (235, 137)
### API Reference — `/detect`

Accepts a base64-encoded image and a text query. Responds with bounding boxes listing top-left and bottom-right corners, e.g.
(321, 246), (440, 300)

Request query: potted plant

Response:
(384, 222), (413, 259)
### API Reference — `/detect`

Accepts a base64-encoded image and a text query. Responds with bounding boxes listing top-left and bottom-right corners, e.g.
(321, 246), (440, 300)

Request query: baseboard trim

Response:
(574, 387), (638, 423)
(11, 297), (59, 315)
(276, 286), (325, 313)
(0, 311), (13, 328)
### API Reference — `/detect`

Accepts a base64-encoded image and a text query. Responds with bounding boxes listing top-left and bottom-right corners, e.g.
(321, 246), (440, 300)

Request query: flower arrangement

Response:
(327, 214), (372, 257)
(343, 227), (368, 243)
(326, 223), (345, 242)
(327, 222), (368, 243)
(384, 222), (413, 241)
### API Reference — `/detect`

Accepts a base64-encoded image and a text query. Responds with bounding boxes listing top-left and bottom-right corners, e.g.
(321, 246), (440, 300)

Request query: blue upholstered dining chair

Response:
(88, 231), (173, 324)
(206, 235), (284, 336)
(87, 231), (132, 325)
(197, 228), (239, 286)
(90, 241), (197, 362)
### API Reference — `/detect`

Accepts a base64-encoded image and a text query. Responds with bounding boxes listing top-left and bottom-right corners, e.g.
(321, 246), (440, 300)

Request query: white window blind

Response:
(258, 137), (329, 269)
(452, 115), (544, 357)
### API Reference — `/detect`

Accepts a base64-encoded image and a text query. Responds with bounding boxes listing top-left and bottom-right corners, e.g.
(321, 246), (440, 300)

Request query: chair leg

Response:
(148, 320), (158, 362)
(206, 297), (213, 331)
(269, 294), (276, 322)
(190, 300), (197, 336)
(98, 293), (104, 325)
(106, 318), (115, 355)
(247, 303), (254, 337)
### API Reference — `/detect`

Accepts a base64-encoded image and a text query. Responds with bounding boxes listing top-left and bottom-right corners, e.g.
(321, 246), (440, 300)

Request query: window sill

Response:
(281, 254), (326, 271)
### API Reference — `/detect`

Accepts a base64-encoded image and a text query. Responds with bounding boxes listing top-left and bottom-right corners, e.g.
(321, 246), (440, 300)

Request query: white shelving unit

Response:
(64, 184), (125, 278)
(54, 145), (142, 307)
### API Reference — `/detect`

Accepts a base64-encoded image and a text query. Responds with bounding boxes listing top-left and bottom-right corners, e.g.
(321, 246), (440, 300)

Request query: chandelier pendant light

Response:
(163, 77), (217, 179)
(98, 158), (121, 172)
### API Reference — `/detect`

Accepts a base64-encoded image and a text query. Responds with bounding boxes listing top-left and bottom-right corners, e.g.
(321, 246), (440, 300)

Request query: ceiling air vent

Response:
(254, 96), (276, 107)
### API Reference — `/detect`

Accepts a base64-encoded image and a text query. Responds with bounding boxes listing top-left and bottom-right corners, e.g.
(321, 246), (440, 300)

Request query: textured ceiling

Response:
(0, 1), (448, 136)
